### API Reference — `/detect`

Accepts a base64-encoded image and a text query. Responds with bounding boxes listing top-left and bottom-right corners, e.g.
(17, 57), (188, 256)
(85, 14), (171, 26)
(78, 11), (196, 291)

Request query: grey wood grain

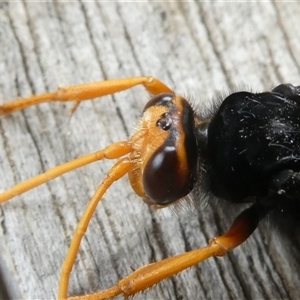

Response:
(0, 2), (300, 300)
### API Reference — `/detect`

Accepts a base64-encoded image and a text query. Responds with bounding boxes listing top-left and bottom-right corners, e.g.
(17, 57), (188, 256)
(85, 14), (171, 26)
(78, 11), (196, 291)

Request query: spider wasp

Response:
(0, 77), (299, 299)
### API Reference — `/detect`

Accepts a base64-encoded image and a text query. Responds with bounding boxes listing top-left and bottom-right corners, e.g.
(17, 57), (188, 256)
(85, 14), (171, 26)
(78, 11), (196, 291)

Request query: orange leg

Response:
(0, 77), (173, 114)
(0, 141), (132, 203)
(58, 158), (135, 300)
(67, 205), (264, 300)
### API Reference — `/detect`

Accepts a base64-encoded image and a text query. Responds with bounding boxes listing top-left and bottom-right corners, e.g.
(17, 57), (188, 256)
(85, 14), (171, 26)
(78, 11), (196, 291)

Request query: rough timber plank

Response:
(0, 2), (300, 300)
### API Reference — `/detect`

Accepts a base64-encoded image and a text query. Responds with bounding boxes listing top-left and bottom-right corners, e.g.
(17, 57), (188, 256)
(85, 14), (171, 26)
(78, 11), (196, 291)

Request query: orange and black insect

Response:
(0, 77), (299, 299)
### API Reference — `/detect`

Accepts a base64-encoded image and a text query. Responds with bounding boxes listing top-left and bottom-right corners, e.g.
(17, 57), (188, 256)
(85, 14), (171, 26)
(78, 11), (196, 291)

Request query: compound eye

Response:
(143, 93), (174, 112)
(143, 143), (192, 205)
(142, 96), (198, 206)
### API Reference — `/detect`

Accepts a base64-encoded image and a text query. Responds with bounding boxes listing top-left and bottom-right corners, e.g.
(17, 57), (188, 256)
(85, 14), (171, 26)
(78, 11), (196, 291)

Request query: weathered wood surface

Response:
(0, 2), (300, 300)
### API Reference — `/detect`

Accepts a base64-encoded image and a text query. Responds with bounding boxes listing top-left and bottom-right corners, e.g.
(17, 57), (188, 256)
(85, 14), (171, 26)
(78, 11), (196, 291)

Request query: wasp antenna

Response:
(0, 141), (132, 203)
(58, 157), (135, 300)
